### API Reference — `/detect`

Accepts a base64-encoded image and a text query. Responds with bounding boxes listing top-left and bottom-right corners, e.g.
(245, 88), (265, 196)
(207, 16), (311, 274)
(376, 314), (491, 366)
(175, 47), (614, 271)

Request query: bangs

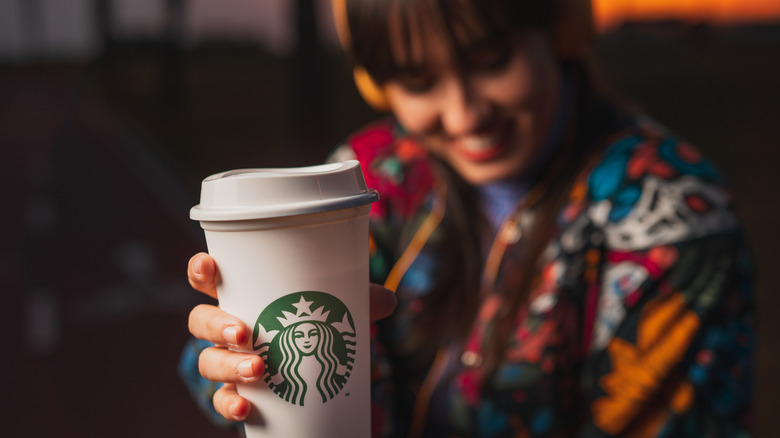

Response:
(346, 0), (555, 83)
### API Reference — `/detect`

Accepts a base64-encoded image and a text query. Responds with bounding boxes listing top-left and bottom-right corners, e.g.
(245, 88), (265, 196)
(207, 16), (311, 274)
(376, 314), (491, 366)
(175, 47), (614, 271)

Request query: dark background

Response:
(1, 3), (778, 437)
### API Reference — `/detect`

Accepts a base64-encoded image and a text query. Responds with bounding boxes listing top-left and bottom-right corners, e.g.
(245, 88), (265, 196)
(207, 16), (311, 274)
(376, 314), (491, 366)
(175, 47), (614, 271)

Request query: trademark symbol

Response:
(345, 393), (350, 397)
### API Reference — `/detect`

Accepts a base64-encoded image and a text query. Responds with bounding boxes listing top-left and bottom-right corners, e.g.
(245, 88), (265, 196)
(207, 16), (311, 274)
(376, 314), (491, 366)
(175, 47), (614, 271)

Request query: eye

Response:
(308, 329), (319, 337)
(387, 65), (436, 94)
(294, 331), (304, 338)
(391, 67), (436, 94)
(463, 42), (511, 73)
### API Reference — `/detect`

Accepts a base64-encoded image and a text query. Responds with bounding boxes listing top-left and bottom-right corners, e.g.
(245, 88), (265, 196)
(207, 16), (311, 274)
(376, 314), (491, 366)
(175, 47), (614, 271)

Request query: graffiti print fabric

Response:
(338, 118), (755, 437)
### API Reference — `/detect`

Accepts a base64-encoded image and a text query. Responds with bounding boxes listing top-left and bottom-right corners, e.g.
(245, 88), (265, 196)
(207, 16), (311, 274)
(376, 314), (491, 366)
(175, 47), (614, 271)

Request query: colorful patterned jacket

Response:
(329, 114), (755, 438)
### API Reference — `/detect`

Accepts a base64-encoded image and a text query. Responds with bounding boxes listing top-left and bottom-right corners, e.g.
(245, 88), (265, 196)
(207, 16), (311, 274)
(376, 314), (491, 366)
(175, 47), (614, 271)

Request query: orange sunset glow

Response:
(592, 0), (780, 32)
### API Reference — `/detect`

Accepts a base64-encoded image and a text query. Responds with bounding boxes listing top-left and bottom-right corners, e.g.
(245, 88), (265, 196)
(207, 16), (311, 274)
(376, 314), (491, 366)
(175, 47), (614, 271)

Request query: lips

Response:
(453, 125), (510, 163)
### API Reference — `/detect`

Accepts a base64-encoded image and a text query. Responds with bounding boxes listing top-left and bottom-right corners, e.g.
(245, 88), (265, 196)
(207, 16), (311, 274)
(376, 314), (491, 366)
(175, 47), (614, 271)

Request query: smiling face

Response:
(377, 5), (561, 185)
(293, 322), (320, 355)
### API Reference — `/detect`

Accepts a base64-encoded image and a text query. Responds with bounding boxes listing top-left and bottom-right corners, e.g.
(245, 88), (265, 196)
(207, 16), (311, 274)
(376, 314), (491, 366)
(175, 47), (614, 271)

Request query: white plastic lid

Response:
(190, 160), (379, 221)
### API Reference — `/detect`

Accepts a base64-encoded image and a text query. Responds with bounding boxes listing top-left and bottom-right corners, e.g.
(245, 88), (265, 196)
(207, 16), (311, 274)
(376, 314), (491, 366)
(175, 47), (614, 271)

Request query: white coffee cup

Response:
(191, 161), (379, 438)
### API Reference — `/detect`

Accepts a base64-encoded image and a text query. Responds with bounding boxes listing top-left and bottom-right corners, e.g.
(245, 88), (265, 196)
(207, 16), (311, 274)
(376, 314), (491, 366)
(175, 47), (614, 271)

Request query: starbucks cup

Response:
(190, 161), (379, 438)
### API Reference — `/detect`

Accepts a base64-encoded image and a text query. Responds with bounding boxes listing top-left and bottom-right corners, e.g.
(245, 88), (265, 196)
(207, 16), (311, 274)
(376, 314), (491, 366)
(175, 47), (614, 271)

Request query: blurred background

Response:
(1, 0), (778, 436)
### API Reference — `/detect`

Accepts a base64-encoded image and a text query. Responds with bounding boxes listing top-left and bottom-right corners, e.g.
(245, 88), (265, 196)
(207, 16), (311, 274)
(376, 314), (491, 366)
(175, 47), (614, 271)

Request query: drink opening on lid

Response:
(218, 162), (348, 180)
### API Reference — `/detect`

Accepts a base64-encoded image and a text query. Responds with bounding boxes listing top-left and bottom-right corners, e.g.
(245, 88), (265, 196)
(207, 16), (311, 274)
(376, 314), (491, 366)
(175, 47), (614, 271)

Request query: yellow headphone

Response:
(332, 0), (392, 111)
(331, 0), (595, 112)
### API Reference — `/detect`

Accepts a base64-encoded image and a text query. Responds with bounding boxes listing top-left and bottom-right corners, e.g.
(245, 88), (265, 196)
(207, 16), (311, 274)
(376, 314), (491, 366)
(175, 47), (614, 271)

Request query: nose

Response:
(439, 75), (488, 138)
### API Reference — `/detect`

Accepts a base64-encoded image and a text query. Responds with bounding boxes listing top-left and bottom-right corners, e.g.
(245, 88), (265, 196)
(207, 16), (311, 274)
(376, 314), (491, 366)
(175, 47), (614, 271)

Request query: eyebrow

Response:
(457, 32), (508, 53)
(386, 62), (431, 77)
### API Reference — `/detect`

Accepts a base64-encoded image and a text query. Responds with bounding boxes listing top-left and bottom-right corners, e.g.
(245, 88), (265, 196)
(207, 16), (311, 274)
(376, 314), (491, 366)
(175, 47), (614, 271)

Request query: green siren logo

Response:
(253, 291), (356, 406)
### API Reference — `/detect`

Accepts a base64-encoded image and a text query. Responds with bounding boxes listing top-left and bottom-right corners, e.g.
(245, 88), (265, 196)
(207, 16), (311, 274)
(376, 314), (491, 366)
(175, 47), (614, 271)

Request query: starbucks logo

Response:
(253, 291), (356, 406)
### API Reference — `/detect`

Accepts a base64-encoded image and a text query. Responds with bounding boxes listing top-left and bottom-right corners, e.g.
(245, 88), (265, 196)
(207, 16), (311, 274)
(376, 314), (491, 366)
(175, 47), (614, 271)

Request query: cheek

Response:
(386, 88), (440, 134)
(484, 59), (537, 109)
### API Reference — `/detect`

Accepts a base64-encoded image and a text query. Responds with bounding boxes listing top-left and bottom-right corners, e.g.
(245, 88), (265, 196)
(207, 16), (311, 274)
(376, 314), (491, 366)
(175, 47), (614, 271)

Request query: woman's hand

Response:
(186, 252), (396, 421)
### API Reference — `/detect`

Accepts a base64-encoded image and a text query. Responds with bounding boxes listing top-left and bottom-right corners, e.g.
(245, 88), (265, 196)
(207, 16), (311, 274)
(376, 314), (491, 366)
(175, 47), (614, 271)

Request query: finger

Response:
(370, 283), (397, 321)
(198, 346), (265, 384)
(213, 383), (251, 422)
(188, 252), (218, 299)
(189, 304), (251, 349)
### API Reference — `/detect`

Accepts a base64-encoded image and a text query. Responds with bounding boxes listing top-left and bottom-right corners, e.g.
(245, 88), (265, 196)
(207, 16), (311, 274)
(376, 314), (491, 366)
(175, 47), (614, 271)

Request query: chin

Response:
(451, 143), (535, 186)
(455, 163), (525, 185)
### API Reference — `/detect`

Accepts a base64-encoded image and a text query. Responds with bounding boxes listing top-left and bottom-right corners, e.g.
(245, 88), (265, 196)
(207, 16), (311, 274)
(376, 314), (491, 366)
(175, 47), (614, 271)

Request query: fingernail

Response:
(192, 257), (202, 275)
(238, 358), (256, 378)
(230, 401), (245, 419)
(223, 326), (239, 347)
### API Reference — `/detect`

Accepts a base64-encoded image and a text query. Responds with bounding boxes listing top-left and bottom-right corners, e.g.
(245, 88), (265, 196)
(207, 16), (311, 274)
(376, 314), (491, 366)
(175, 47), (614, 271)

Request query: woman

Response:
(183, 0), (755, 436)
